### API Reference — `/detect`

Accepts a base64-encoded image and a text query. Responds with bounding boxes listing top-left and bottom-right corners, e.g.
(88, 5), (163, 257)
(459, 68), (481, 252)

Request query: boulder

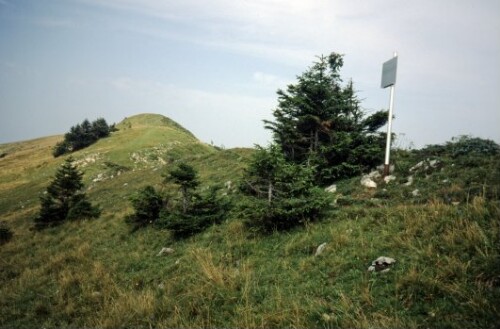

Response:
(384, 175), (396, 184)
(403, 175), (414, 186)
(368, 256), (396, 272)
(315, 242), (327, 256)
(157, 247), (175, 256)
(361, 176), (377, 188)
(325, 184), (337, 193)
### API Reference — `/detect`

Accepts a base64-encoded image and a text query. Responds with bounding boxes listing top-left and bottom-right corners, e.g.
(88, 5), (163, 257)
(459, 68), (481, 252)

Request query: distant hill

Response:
(0, 113), (252, 223)
(1, 116), (499, 328)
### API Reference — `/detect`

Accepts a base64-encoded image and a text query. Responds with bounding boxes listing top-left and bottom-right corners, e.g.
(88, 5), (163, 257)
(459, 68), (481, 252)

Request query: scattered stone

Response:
(225, 180), (232, 190)
(367, 170), (381, 180)
(411, 189), (420, 197)
(376, 164), (395, 174)
(325, 184), (337, 193)
(368, 256), (396, 272)
(123, 183), (128, 187)
(384, 175), (396, 184)
(361, 175), (377, 188)
(315, 242), (327, 256)
(403, 175), (414, 186)
(451, 201), (460, 206)
(92, 173), (104, 182)
(157, 247), (175, 256)
(157, 283), (165, 289)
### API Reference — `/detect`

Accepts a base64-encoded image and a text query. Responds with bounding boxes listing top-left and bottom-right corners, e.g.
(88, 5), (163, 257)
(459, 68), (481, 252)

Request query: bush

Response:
(239, 145), (332, 233)
(125, 186), (163, 230)
(158, 186), (230, 238)
(35, 157), (100, 229)
(53, 118), (114, 157)
(0, 221), (13, 245)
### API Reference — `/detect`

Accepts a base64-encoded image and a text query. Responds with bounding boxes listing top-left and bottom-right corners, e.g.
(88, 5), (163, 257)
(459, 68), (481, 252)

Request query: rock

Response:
(368, 256), (396, 272)
(411, 189), (420, 197)
(409, 160), (425, 172)
(384, 175), (396, 184)
(361, 176), (377, 188)
(451, 201), (460, 206)
(315, 242), (327, 256)
(225, 180), (232, 190)
(376, 164), (395, 174)
(403, 175), (414, 186)
(325, 184), (337, 193)
(157, 247), (175, 256)
(367, 170), (381, 180)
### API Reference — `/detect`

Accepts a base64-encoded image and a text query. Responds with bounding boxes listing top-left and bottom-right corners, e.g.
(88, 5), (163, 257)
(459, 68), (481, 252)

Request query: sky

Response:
(1, 0), (499, 149)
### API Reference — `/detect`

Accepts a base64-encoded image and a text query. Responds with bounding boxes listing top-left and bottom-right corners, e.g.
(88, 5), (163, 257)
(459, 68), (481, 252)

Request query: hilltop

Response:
(1, 114), (499, 328)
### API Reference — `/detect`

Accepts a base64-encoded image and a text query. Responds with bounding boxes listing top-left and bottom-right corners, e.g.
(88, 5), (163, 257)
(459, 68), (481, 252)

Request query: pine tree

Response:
(35, 157), (100, 228)
(264, 53), (388, 184)
(165, 162), (199, 213)
(239, 145), (331, 233)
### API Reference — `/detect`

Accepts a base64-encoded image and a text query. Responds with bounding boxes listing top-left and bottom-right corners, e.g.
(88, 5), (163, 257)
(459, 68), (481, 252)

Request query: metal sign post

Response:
(381, 52), (398, 176)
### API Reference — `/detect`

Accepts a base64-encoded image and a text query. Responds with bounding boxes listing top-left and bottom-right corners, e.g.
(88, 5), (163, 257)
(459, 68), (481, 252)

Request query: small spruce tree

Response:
(35, 157), (100, 228)
(239, 144), (331, 233)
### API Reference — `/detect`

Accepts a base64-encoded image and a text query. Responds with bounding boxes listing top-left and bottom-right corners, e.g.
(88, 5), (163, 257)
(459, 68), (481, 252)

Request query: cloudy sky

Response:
(1, 0), (499, 149)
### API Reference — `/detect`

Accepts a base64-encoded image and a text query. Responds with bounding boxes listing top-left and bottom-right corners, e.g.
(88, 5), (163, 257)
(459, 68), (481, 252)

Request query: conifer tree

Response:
(264, 52), (388, 184)
(239, 145), (331, 233)
(35, 157), (100, 228)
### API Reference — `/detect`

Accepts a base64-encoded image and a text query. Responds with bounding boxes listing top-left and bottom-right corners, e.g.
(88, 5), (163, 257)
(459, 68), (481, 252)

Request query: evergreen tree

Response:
(165, 162), (199, 213)
(264, 53), (388, 184)
(35, 157), (100, 228)
(239, 145), (331, 233)
(53, 118), (114, 157)
(157, 162), (229, 238)
(125, 185), (163, 230)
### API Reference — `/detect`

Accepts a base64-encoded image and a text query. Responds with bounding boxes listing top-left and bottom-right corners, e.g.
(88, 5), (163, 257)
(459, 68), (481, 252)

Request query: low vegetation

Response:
(1, 53), (499, 328)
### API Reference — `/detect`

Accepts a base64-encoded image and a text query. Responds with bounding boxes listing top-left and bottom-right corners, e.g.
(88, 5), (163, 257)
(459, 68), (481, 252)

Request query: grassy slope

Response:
(1, 114), (499, 328)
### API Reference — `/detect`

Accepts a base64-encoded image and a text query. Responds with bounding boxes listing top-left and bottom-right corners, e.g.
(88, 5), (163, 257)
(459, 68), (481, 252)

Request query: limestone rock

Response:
(361, 176), (377, 188)
(157, 247), (175, 256)
(368, 256), (396, 272)
(384, 175), (396, 184)
(315, 242), (327, 256)
(325, 184), (337, 193)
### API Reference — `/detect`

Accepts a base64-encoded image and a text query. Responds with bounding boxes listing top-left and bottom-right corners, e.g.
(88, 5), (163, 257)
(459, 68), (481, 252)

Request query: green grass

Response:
(1, 114), (499, 328)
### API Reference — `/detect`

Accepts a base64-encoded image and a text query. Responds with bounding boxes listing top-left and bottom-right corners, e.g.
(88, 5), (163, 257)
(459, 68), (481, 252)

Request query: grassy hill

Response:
(1, 114), (499, 328)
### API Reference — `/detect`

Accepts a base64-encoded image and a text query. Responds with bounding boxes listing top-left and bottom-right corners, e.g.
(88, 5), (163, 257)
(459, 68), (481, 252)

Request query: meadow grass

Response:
(1, 114), (499, 328)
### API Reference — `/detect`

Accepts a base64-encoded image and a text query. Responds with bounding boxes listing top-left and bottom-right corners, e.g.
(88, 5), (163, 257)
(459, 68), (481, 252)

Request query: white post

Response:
(383, 52), (397, 176)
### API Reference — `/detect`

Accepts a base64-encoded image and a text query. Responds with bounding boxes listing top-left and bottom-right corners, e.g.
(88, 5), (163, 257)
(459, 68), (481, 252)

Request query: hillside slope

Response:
(1, 118), (499, 328)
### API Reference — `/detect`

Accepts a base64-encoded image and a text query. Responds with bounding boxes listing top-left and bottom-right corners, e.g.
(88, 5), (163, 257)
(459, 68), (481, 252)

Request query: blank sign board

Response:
(381, 56), (398, 88)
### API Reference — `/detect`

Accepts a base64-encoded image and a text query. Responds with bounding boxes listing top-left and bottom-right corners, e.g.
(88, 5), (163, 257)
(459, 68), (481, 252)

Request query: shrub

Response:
(158, 186), (230, 239)
(125, 186), (163, 230)
(239, 145), (332, 233)
(0, 221), (13, 245)
(35, 157), (100, 229)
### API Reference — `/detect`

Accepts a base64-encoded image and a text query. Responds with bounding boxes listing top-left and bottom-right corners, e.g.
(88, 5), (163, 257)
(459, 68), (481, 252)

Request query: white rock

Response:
(368, 256), (396, 272)
(411, 189), (420, 196)
(384, 175), (396, 184)
(361, 176), (377, 188)
(157, 247), (175, 256)
(325, 184), (337, 193)
(409, 160), (425, 172)
(403, 176), (414, 186)
(225, 180), (232, 190)
(368, 170), (381, 179)
(315, 242), (327, 256)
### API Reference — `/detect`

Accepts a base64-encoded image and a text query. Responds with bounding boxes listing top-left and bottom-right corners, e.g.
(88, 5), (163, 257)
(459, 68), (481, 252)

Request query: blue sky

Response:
(1, 0), (499, 148)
